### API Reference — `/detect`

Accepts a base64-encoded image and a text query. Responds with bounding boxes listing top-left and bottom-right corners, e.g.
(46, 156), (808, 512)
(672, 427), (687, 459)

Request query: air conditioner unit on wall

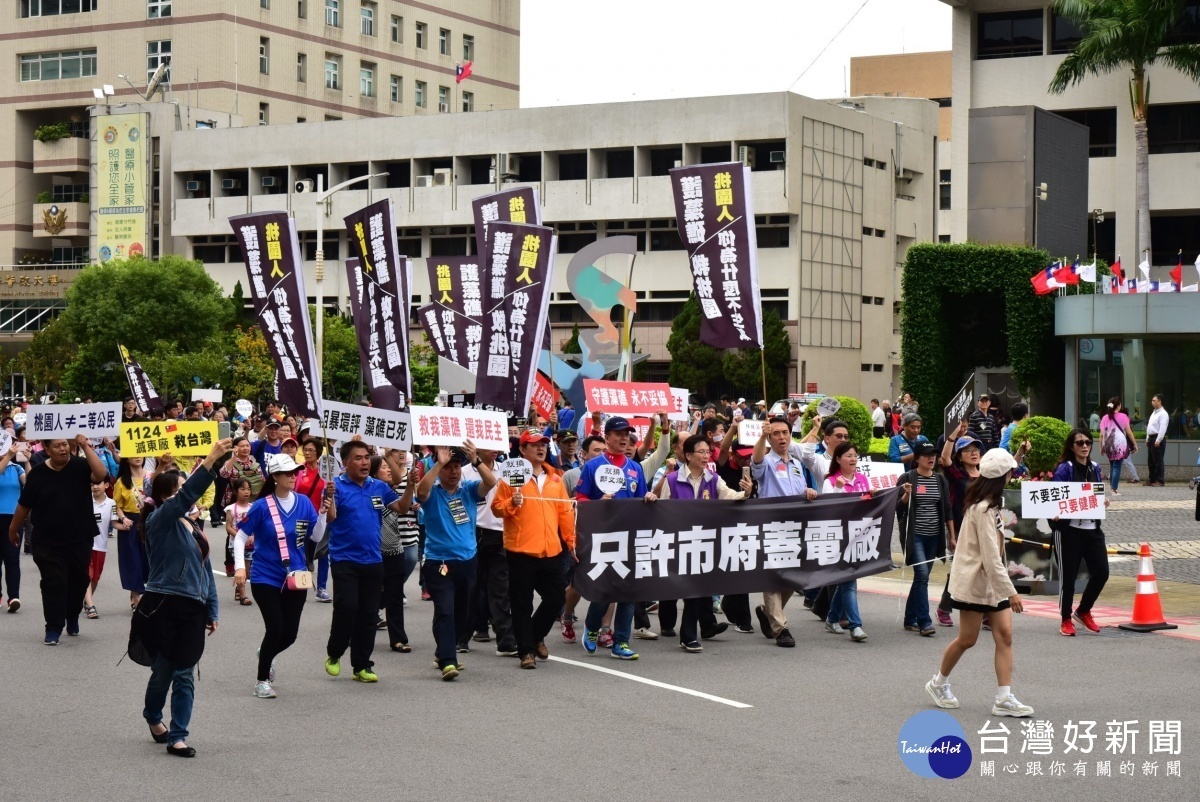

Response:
(261, 176), (277, 188)
(738, 146), (755, 169)
(497, 152), (520, 176)
(221, 178), (241, 190)
(294, 179), (314, 193)
(415, 175), (434, 188)
(185, 180), (202, 192)
(438, 102), (449, 113)
(769, 151), (785, 164)
(432, 168), (452, 186)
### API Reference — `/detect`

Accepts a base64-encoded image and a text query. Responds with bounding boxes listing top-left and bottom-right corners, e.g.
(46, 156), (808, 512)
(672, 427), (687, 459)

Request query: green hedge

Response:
(1008, 415), (1073, 477)
(798, 395), (873, 454)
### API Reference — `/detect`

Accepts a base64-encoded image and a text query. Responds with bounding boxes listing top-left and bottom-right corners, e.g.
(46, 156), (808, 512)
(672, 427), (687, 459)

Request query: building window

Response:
(360, 64), (374, 97)
(414, 80), (426, 108)
(463, 34), (474, 62)
(390, 14), (402, 42)
(1054, 108), (1117, 157)
(461, 90), (473, 112)
(415, 22), (427, 49)
(360, 2), (374, 35)
(259, 103), (270, 125)
(1148, 102), (1200, 154)
(325, 0), (339, 27)
(439, 28), (450, 55)
(1168, 1), (1200, 44)
(390, 75), (401, 103)
(22, 0), (97, 17)
(261, 0), (270, 8)
(977, 9), (1044, 59)
(938, 169), (951, 210)
(147, 40), (171, 83)
(298, 0), (306, 18)
(147, 0), (171, 18)
(325, 54), (341, 89)
(259, 37), (270, 75)
(1050, 12), (1084, 54)
(297, 52), (307, 82)
(438, 85), (449, 112)
(19, 48), (97, 81)
(938, 234), (951, 243)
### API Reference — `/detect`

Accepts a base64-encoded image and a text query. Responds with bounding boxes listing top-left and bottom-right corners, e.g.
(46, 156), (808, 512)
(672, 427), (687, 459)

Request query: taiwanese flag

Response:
(1060, 257), (1082, 286)
(1110, 256), (1123, 284)
(455, 61), (473, 84)
(1108, 276), (1122, 294)
(1030, 261), (1064, 295)
(165, 423), (178, 433)
(1170, 251), (1184, 286)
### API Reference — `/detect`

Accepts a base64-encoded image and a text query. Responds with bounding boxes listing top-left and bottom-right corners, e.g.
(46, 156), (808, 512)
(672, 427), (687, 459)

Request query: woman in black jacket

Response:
(897, 443), (953, 636)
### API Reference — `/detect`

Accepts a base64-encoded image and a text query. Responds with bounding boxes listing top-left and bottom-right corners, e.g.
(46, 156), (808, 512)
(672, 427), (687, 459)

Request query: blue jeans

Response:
(827, 580), (861, 629)
(905, 534), (940, 629)
(1109, 459), (1123, 491)
(317, 554), (330, 591)
(585, 601), (634, 646)
(144, 653), (195, 744)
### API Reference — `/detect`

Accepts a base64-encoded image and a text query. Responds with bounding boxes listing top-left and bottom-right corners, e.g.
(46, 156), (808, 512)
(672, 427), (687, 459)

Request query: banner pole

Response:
(759, 347), (768, 408)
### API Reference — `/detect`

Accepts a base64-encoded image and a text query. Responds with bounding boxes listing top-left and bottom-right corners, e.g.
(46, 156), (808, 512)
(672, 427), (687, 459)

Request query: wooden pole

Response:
(759, 347), (768, 409)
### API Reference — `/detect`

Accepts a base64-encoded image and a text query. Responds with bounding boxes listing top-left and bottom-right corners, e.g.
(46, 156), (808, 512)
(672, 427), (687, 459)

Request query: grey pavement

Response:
(1, 554), (1197, 801)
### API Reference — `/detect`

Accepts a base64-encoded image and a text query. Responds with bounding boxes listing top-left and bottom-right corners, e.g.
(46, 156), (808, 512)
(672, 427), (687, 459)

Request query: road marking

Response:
(546, 654), (752, 708)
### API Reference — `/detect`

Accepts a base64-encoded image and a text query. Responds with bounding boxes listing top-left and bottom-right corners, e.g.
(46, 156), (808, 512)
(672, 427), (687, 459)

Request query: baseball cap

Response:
(756, 400), (766, 406)
(557, 430), (578, 442)
(604, 416), (632, 434)
(519, 429), (551, 446)
(737, 397), (746, 404)
(913, 442), (938, 458)
(266, 453), (302, 474)
(265, 419), (281, 428)
(954, 435), (984, 454)
(980, 448), (1018, 478)
(445, 448), (470, 465)
(281, 437), (299, 448)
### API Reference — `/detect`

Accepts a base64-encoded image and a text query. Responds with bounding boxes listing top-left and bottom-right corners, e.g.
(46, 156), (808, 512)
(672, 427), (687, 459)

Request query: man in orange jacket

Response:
(491, 429), (577, 669)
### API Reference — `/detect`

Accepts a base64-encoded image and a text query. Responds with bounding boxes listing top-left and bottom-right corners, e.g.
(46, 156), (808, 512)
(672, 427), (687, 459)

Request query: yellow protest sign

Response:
(120, 421), (217, 457)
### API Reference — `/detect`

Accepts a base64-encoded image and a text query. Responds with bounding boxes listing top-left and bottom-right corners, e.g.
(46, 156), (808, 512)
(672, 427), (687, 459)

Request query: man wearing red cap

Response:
(492, 430), (576, 669)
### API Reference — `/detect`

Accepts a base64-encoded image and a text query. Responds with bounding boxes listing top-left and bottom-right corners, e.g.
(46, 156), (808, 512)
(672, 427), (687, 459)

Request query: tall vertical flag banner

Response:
(118, 344), (165, 416)
(421, 256), (484, 374)
(346, 257), (404, 410)
(474, 221), (556, 415)
(229, 212), (323, 419)
(668, 162), (764, 348)
(343, 200), (413, 407)
(471, 187), (542, 260)
(95, 113), (149, 263)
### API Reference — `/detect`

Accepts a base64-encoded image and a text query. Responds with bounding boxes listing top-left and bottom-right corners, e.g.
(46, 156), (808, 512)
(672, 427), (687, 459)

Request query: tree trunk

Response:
(1131, 70), (1152, 266)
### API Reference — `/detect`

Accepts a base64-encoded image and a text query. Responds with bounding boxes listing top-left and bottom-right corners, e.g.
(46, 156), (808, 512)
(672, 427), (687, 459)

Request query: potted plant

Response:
(34, 122), (72, 142)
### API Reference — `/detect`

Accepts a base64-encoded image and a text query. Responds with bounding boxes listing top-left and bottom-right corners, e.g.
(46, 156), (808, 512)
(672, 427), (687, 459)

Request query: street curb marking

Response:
(546, 654), (753, 708)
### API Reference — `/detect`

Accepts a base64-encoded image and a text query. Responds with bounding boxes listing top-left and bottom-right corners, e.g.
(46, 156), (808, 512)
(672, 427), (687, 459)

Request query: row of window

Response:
(285, 50), (473, 110)
(319, 1), (476, 60)
(20, 0), (96, 16)
(977, 4), (1200, 60)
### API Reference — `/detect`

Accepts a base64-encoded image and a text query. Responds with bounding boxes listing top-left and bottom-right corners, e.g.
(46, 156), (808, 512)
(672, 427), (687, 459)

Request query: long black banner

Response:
(575, 490), (897, 602)
(118, 343), (165, 416)
(347, 257), (404, 410)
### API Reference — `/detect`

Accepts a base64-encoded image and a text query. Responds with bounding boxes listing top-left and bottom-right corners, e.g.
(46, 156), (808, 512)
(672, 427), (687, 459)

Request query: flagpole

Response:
(759, 347), (768, 410)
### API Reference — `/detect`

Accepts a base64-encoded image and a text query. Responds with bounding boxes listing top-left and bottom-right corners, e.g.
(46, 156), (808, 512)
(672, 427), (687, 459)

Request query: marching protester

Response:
(819, 440), (870, 642)
(1099, 397), (1138, 495)
(134, 437), (232, 757)
(415, 442), (495, 681)
(0, 442), (26, 612)
(999, 402), (1028, 452)
(234, 453), (320, 698)
(926, 447), (1033, 718)
(491, 430), (576, 669)
(322, 439), (413, 683)
(968, 393), (999, 452)
(1051, 429), (1110, 636)
(888, 413), (929, 466)
(8, 436), (108, 644)
(83, 476), (131, 619)
(114, 457), (151, 610)
(294, 439), (330, 601)
(871, 399), (886, 438)
(220, 438), (266, 575)
(939, 428), (984, 628)
(374, 451), (417, 654)
(250, 420), (285, 473)
(657, 434), (750, 652)
(1145, 393), (1169, 486)
(798, 415), (851, 492)
(751, 417), (817, 648)
(463, 448), (518, 657)
(898, 442), (952, 637)
(559, 434), (604, 643)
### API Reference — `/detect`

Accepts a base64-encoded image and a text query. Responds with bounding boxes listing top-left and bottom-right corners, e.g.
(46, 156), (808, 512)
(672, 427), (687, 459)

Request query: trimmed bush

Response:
(1009, 415), (1073, 477)
(799, 396), (873, 454)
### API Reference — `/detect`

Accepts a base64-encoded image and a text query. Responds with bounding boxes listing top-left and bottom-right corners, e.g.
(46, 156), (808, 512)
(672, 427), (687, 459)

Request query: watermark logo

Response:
(899, 710), (973, 779)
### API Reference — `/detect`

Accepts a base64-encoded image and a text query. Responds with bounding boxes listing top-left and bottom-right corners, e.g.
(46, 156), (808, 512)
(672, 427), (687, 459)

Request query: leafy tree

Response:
(561, 323), (582, 355)
(1049, 0), (1200, 259)
(799, 395), (874, 454)
(139, 342), (230, 401)
(320, 311), (362, 402)
(666, 294), (723, 397)
(226, 327), (276, 404)
(1009, 415), (1074, 477)
(410, 341), (439, 405)
(720, 310), (790, 403)
(13, 317), (77, 396)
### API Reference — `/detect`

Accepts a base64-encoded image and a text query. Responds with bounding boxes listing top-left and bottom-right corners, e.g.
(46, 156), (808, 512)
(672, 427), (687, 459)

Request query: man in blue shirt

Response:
(416, 440), (495, 681)
(321, 439), (409, 683)
(251, 420), (284, 474)
(889, 413), (930, 465)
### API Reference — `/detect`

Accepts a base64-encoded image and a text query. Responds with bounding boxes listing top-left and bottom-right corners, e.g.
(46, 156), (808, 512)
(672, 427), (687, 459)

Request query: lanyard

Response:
(264, 495), (290, 569)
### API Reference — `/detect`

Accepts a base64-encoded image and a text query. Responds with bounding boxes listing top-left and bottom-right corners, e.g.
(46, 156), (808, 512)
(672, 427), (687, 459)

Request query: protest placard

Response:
(120, 421), (218, 457)
(1020, 481), (1106, 520)
(409, 405), (509, 452)
(28, 403), (121, 440)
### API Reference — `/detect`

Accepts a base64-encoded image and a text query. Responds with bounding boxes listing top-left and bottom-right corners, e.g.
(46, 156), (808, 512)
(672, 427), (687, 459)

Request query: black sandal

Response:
(147, 722), (169, 744)
(167, 744), (196, 758)
(390, 642), (411, 653)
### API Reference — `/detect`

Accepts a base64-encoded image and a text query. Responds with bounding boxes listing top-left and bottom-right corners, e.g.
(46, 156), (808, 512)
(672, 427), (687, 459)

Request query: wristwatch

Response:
(473, 458), (482, 468)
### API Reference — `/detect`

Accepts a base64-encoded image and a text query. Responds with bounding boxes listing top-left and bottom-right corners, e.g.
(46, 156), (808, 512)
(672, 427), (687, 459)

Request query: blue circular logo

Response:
(898, 710), (972, 779)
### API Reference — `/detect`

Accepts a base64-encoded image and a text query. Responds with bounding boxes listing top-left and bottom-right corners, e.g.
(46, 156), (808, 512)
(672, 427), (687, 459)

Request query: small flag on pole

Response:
(1138, 255), (1151, 279)
(1079, 256), (1097, 283)
(1110, 256), (1123, 283)
(1170, 250), (1184, 286)
(455, 61), (473, 84)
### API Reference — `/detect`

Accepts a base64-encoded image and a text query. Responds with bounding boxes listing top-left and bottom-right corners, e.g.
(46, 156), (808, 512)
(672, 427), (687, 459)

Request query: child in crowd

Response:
(224, 477), (254, 606)
(83, 476), (131, 619)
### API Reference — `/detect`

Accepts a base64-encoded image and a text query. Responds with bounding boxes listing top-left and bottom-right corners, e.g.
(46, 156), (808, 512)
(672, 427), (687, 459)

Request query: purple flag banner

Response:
(474, 221), (556, 416)
(424, 256), (484, 372)
(118, 343), (165, 416)
(344, 200), (413, 404)
(471, 186), (542, 258)
(347, 257), (404, 410)
(230, 212), (323, 419)
(668, 162), (763, 348)
(417, 302), (479, 374)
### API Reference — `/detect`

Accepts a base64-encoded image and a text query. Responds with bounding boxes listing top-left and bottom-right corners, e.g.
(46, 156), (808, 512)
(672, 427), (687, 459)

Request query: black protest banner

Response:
(347, 257), (404, 410)
(422, 255), (485, 373)
(229, 212), (323, 419)
(668, 162), (763, 348)
(471, 186), (541, 258)
(575, 490), (897, 602)
(118, 343), (165, 416)
(474, 221), (556, 416)
(417, 302), (478, 373)
(944, 375), (974, 440)
(344, 200), (413, 405)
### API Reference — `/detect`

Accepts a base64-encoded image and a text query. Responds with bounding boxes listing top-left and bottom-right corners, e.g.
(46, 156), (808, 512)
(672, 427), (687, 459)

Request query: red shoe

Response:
(598, 629), (614, 648)
(1060, 619), (1076, 637)
(420, 588), (431, 601)
(1073, 611), (1100, 633)
(561, 620), (576, 644)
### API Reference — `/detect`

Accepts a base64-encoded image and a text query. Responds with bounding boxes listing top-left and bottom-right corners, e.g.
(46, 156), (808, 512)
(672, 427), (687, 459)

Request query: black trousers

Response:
(679, 597), (711, 644)
(422, 558), (476, 668)
(250, 583), (307, 681)
(659, 599), (717, 633)
(1055, 526), (1110, 620)
(31, 540), (91, 633)
(1147, 439), (1166, 484)
(468, 532), (516, 651)
(327, 561), (384, 672)
(507, 552), (566, 658)
(720, 593), (752, 629)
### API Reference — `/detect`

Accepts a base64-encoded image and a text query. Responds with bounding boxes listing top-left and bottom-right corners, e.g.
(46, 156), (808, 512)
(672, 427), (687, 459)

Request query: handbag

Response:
(264, 495), (313, 592)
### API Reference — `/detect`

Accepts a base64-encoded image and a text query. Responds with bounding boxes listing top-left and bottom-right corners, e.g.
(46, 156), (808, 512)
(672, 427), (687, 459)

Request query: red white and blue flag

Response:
(1110, 256), (1123, 284)
(1030, 260), (1066, 295)
(1169, 251), (1184, 287)
(456, 61), (473, 83)
(1060, 256), (1082, 286)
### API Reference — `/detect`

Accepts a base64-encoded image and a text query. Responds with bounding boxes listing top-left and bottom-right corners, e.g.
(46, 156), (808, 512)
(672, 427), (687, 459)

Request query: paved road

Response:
(1, 555), (1196, 801)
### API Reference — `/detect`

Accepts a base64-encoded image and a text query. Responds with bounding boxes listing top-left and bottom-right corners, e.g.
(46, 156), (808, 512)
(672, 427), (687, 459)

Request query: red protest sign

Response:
(583, 380), (672, 416)
(532, 372), (558, 420)
(628, 417), (653, 444)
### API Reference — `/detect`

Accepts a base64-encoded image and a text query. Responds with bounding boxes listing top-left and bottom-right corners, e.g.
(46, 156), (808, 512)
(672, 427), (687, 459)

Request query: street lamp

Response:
(1090, 208), (1105, 258)
(1033, 182), (1048, 249)
(313, 172), (386, 385)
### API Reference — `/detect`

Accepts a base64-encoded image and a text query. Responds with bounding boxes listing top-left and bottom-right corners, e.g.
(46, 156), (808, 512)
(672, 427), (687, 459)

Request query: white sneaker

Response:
(253, 680), (277, 699)
(850, 627), (868, 642)
(633, 627), (659, 640)
(992, 694), (1034, 717)
(925, 678), (959, 709)
(824, 621), (846, 634)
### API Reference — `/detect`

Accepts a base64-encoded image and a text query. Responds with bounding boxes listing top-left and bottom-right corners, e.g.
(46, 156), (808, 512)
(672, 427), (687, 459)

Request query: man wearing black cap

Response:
(557, 430), (582, 472)
(251, 419), (285, 474)
(968, 394), (998, 452)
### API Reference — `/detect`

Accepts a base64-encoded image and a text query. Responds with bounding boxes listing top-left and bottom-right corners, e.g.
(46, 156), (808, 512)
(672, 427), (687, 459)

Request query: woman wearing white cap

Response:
(234, 453), (321, 699)
(926, 447), (1034, 718)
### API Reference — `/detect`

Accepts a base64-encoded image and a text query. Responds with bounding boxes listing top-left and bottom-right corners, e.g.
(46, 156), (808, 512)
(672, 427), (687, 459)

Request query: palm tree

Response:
(1048, 0), (1200, 264)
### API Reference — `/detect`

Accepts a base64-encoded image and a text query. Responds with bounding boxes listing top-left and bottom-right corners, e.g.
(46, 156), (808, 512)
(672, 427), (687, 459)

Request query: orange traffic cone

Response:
(1118, 543), (1178, 632)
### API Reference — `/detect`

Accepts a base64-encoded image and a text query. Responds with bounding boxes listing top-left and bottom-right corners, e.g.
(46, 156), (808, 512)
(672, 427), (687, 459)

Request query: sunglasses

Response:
(1073, 439), (1092, 447)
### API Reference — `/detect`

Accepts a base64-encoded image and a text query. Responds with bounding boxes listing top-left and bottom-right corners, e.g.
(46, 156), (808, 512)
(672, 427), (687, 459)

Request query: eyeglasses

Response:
(692, 449), (712, 457)
(828, 432), (849, 440)
(1073, 439), (1092, 447)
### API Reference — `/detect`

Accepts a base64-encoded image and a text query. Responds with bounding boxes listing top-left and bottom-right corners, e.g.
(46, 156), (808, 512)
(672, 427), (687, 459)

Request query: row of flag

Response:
(1031, 252), (1200, 295)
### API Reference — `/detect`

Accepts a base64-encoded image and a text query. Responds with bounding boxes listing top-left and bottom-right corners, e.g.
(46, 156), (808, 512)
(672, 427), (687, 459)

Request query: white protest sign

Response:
(1020, 481), (1106, 520)
(318, 453), (338, 481)
(594, 463), (627, 495)
(235, 399), (254, 418)
(0, 430), (11, 455)
(816, 397), (842, 417)
(27, 403), (121, 439)
(191, 388), (224, 403)
(319, 399), (413, 450)
(738, 419), (763, 443)
(12, 412), (26, 426)
(409, 404), (508, 452)
(857, 460), (905, 491)
(668, 387), (690, 422)
(500, 457), (533, 487)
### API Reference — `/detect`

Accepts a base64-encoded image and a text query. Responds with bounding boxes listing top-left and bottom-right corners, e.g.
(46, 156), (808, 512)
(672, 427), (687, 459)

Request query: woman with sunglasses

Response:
(1051, 429), (1111, 637)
